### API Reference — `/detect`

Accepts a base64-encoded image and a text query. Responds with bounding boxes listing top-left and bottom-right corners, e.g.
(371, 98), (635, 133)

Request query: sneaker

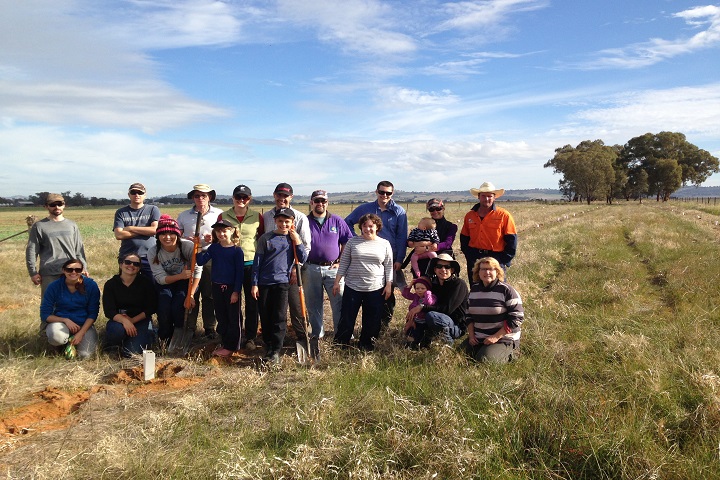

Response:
(263, 351), (281, 365)
(212, 347), (233, 357)
(244, 339), (257, 351)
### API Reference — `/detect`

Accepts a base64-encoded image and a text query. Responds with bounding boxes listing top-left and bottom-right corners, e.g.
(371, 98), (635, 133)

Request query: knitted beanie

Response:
(155, 214), (181, 237)
(412, 276), (432, 291)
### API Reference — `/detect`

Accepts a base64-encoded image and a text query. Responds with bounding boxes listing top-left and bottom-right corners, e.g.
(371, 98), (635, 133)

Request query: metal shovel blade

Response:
(296, 341), (309, 365)
(167, 326), (194, 356)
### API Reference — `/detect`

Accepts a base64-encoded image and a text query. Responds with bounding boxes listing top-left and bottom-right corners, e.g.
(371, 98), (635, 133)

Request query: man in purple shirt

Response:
(301, 189), (353, 359)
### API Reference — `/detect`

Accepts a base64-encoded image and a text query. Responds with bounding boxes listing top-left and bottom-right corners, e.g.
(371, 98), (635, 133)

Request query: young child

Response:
(401, 276), (436, 346)
(251, 208), (308, 364)
(407, 217), (441, 277)
(196, 219), (245, 357)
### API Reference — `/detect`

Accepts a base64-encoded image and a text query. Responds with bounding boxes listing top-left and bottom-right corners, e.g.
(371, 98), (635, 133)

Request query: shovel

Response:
(168, 211), (202, 355)
(290, 228), (313, 364)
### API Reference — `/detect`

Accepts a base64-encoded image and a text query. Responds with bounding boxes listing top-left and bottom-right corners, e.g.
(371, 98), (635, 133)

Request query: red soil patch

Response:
(1, 361), (207, 441)
(103, 361), (205, 396)
(0, 386), (102, 436)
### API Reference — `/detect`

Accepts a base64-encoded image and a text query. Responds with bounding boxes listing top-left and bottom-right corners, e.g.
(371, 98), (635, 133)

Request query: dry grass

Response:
(1, 200), (720, 479)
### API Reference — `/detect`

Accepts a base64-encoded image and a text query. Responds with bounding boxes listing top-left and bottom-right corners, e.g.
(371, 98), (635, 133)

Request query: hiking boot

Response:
(203, 329), (219, 340)
(244, 339), (257, 351)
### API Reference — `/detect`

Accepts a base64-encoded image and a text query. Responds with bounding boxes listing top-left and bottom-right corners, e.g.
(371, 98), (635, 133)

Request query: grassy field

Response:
(1, 200), (719, 479)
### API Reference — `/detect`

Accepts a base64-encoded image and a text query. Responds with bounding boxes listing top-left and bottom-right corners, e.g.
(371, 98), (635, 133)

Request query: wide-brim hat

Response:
(428, 253), (461, 276)
(187, 184), (216, 202)
(470, 182), (504, 198)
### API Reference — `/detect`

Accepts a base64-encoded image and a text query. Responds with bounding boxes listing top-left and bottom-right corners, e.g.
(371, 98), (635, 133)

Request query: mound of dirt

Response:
(0, 386), (102, 436)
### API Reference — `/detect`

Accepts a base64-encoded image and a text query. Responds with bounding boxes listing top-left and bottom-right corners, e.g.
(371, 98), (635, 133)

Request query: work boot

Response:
(309, 336), (320, 362)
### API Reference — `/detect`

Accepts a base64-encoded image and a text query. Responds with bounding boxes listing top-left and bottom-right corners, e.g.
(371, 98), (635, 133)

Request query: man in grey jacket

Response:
(26, 193), (88, 296)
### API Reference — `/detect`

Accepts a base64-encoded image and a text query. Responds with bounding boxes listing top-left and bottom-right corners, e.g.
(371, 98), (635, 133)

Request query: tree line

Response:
(544, 131), (719, 204)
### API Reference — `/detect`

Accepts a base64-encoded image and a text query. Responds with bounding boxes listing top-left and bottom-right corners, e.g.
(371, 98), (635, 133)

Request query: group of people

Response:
(26, 179), (525, 364)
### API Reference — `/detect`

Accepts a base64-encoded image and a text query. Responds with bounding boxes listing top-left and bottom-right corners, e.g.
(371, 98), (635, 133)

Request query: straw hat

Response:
(469, 182), (504, 198)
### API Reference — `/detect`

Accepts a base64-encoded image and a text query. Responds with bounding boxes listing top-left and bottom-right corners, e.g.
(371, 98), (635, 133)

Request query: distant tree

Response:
(626, 168), (649, 203)
(29, 192), (50, 206)
(651, 158), (683, 201)
(71, 192), (87, 207)
(620, 132), (719, 201)
(544, 140), (617, 205)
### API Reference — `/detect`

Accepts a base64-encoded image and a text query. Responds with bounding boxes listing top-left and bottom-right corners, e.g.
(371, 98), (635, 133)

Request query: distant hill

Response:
(198, 188), (566, 205)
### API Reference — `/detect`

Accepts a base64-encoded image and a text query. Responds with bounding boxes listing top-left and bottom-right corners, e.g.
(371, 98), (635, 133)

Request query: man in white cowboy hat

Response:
(460, 181), (517, 281)
(177, 183), (223, 338)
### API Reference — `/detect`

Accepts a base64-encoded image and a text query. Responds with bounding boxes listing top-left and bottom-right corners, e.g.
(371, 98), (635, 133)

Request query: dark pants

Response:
(213, 283), (241, 350)
(381, 290), (396, 330)
(258, 283), (289, 355)
(104, 319), (156, 357)
(463, 338), (518, 363)
(412, 311), (464, 347)
(157, 281), (188, 341)
(139, 257), (155, 284)
(188, 262), (216, 331)
(241, 264), (259, 341)
(335, 286), (384, 350)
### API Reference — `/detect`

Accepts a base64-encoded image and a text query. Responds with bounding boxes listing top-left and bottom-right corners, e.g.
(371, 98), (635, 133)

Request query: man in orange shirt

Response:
(459, 182), (517, 281)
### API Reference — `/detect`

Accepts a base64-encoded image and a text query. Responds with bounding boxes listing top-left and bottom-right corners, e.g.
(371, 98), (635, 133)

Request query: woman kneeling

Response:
(464, 257), (524, 363)
(40, 258), (100, 359)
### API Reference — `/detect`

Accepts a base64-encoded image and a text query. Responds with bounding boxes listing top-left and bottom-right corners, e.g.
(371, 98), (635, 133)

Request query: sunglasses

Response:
(193, 194), (208, 199)
(122, 259), (141, 267)
(234, 195), (250, 201)
(313, 198), (327, 203)
(434, 264), (452, 270)
(377, 190), (393, 196)
(48, 202), (65, 207)
(129, 190), (145, 195)
(428, 207), (443, 212)
(64, 267), (83, 273)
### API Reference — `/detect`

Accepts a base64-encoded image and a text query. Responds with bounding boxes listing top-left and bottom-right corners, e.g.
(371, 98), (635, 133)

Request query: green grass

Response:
(1, 201), (719, 479)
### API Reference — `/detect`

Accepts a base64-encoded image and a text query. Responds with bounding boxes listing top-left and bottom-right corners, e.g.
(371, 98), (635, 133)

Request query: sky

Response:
(1, 0), (720, 199)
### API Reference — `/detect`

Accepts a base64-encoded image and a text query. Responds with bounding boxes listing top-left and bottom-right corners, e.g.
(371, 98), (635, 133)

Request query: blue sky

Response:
(1, 0), (719, 199)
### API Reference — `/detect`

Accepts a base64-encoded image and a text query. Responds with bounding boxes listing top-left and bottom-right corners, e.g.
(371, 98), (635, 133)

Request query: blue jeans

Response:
(157, 281), (188, 341)
(424, 311), (463, 345)
(104, 319), (156, 357)
(302, 263), (343, 337)
(334, 286), (384, 350)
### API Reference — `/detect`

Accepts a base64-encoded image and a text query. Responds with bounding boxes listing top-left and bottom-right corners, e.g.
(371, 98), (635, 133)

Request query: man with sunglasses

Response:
(345, 180), (408, 329)
(26, 193), (88, 296)
(178, 184), (223, 338)
(217, 184), (264, 349)
(302, 189), (353, 358)
(113, 182), (160, 280)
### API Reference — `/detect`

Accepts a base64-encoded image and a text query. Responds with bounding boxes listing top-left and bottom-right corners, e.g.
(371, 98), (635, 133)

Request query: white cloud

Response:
(572, 83), (720, 138)
(0, 0), (230, 130)
(0, 81), (229, 131)
(376, 87), (459, 106)
(578, 5), (720, 69)
(115, 0), (244, 49)
(436, 0), (548, 31)
(276, 0), (416, 55)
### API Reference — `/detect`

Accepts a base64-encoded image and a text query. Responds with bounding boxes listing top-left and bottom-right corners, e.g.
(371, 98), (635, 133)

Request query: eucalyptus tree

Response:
(544, 140), (617, 204)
